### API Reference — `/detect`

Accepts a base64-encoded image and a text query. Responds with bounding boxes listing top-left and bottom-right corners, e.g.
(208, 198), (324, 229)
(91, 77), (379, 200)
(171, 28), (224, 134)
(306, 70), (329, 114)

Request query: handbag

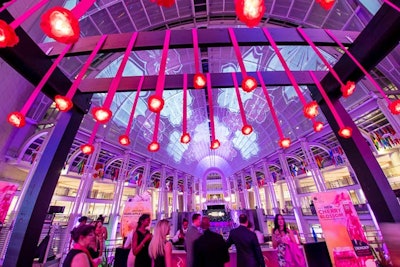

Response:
(284, 240), (307, 267)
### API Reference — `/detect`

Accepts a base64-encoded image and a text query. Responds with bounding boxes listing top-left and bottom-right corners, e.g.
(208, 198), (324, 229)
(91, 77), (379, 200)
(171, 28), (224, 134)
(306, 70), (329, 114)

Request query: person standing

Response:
(184, 213), (202, 267)
(226, 214), (265, 267)
(63, 224), (97, 267)
(193, 216), (229, 267)
(148, 219), (172, 267)
(272, 214), (305, 267)
(131, 214), (152, 267)
(69, 216), (88, 249)
(171, 218), (189, 246)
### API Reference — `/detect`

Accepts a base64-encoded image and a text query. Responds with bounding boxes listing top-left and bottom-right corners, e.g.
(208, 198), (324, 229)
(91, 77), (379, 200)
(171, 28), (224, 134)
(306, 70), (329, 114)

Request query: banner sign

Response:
(312, 190), (376, 267)
(0, 181), (18, 223)
(120, 192), (152, 238)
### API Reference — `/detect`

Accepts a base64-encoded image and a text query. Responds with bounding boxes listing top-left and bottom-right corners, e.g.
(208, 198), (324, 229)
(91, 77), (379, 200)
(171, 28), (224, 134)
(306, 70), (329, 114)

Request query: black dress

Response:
(63, 249), (94, 267)
(134, 230), (151, 267)
(154, 255), (166, 267)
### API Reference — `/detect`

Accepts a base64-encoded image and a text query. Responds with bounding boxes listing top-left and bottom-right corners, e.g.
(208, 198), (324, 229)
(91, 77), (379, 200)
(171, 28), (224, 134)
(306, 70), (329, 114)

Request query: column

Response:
(300, 138), (327, 192)
(225, 176), (232, 209)
(232, 176), (241, 209)
(240, 171), (250, 209)
(3, 109), (87, 266)
(183, 174), (189, 212)
(138, 159), (151, 196)
(198, 177), (203, 210)
(279, 152), (312, 242)
(157, 165), (166, 219)
(250, 166), (262, 208)
(108, 151), (130, 240)
(262, 161), (280, 215)
(172, 170), (179, 212)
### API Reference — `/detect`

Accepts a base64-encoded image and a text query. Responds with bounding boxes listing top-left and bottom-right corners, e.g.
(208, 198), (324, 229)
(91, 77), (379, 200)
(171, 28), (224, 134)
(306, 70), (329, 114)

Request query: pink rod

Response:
(152, 113), (161, 142)
(206, 73), (216, 141)
(262, 28), (307, 105)
(324, 29), (390, 104)
(125, 76), (144, 135)
(88, 122), (100, 144)
(71, 0), (96, 18)
(20, 44), (72, 115)
(232, 72), (248, 126)
(309, 71), (345, 128)
(155, 30), (171, 96)
(297, 27), (344, 86)
(0, 0), (17, 13)
(192, 29), (200, 73)
(383, 0), (400, 12)
(66, 35), (108, 99)
(182, 73), (188, 134)
(10, 0), (49, 28)
(257, 71), (284, 139)
(103, 32), (138, 108)
(228, 28), (248, 78)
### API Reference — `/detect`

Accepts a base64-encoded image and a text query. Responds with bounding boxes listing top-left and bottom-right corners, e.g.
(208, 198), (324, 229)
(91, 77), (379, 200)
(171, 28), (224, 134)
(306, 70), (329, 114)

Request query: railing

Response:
(325, 176), (356, 189)
(297, 185), (317, 194)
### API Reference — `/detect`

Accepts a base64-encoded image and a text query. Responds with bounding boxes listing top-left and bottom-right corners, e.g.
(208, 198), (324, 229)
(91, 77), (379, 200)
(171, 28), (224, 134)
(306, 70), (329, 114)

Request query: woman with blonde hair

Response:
(148, 219), (172, 267)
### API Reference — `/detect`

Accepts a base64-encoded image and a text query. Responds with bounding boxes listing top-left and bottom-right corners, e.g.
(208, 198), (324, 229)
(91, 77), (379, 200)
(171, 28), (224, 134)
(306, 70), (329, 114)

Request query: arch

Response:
(17, 130), (49, 163)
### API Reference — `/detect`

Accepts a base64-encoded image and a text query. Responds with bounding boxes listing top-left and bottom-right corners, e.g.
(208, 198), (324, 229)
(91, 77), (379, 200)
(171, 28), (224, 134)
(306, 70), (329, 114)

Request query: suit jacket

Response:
(184, 225), (202, 267)
(193, 229), (230, 267)
(226, 225), (265, 267)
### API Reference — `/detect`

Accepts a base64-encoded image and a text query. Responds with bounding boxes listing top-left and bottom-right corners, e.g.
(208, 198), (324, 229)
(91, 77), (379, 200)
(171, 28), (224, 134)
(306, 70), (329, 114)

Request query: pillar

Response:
(183, 174), (189, 212)
(250, 166), (262, 208)
(240, 172), (250, 209)
(138, 159), (151, 196)
(262, 161), (280, 215)
(300, 138), (327, 192)
(4, 109), (86, 266)
(157, 165), (166, 219)
(108, 152), (130, 240)
(279, 152), (312, 242)
(172, 170), (179, 212)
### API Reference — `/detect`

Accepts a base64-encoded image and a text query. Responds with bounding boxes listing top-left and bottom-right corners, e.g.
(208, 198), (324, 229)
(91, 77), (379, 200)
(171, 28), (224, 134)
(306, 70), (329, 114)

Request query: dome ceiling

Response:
(37, 0), (397, 177)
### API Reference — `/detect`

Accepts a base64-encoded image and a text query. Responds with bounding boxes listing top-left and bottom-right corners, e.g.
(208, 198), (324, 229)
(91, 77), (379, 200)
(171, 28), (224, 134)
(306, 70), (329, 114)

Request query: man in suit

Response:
(185, 213), (202, 267)
(194, 216), (230, 267)
(226, 214), (265, 267)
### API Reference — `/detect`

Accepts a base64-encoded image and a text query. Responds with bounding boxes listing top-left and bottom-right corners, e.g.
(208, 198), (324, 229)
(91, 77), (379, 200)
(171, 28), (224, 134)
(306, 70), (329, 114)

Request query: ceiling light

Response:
(211, 139), (220, 149)
(7, 111), (26, 128)
(279, 138), (291, 148)
(92, 107), (112, 123)
(313, 121), (324, 132)
(242, 125), (253, 135)
(119, 135), (130, 146)
(339, 127), (352, 138)
(54, 95), (73, 111)
(180, 133), (191, 144)
(80, 144), (94, 155)
(304, 101), (319, 119)
(235, 0), (266, 28)
(341, 81), (356, 98)
(148, 141), (160, 152)
(242, 76), (257, 92)
(194, 73), (206, 89)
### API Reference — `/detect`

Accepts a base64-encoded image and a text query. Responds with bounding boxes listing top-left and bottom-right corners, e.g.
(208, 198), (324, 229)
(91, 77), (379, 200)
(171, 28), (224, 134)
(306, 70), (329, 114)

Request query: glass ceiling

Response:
(45, 0), (398, 178)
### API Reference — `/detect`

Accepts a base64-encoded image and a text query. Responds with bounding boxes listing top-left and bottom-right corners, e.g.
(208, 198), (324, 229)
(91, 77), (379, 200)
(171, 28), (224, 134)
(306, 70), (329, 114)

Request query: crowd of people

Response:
(64, 213), (305, 267)
(64, 215), (109, 267)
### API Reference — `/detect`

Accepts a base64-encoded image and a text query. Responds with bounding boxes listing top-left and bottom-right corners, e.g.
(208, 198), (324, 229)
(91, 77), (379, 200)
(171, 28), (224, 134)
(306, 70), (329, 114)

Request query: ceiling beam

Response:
(39, 28), (359, 57)
(0, 11), (92, 114)
(318, 1), (400, 98)
(78, 71), (327, 93)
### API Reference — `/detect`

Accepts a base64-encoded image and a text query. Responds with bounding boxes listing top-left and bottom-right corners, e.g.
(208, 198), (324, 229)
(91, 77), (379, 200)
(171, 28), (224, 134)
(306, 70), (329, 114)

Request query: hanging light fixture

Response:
(148, 30), (171, 113)
(232, 73), (253, 135)
(257, 72), (291, 148)
(207, 73), (220, 149)
(0, 0), (16, 13)
(316, 0), (336, 10)
(55, 35), (108, 112)
(119, 76), (145, 146)
(325, 29), (400, 115)
(148, 113), (161, 152)
(92, 32), (138, 123)
(0, 0), (50, 48)
(40, 0), (95, 44)
(192, 29), (206, 89)
(313, 120), (324, 132)
(262, 28), (319, 119)
(235, 0), (266, 28)
(180, 74), (191, 144)
(297, 27), (356, 98)
(80, 123), (100, 155)
(228, 28), (257, 93)
(309, 71), (353, 138)
(150, 0), (175, 8)
(7, 44), (72, 127)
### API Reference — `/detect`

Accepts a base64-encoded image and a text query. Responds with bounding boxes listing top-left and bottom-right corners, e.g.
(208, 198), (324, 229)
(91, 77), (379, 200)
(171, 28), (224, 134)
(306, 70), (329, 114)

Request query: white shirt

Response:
(124, 230), (134, 249)
(171, 227), (188, 243)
